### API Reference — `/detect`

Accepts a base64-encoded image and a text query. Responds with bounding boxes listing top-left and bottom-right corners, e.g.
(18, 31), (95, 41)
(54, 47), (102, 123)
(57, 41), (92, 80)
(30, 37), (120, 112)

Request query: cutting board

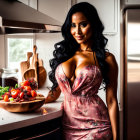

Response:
(23, 45), (47, 88)
(20, 52), (33, 81)
(24, 57), (47, 88)
(38, 59), (47, 88)
(23, 46), (37, 82)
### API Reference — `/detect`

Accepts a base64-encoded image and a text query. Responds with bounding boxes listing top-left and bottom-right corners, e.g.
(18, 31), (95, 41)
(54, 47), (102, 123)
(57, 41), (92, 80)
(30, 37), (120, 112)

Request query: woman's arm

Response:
(45, 86), (61, 103)
(105, 53), (119, 140)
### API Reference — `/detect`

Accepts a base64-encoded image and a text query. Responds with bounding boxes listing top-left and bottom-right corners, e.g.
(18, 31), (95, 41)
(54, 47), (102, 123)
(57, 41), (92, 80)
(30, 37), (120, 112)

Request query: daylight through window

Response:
(7, 38), (33, 69)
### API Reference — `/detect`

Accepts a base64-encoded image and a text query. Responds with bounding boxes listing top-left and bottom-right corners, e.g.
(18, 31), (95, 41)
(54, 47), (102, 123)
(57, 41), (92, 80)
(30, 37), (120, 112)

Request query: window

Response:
(5, 34), (35, 69)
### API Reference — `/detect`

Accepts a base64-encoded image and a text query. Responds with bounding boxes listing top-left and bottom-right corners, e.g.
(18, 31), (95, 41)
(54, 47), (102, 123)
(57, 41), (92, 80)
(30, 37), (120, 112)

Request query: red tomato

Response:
(27, 91), (31, 96)
(31, 90), (37, 97)
(4, 92), (11, 97)
(16, 89), (21, 94)
(20, 80), (30, 87)
(20, 92), (24, 99)
(4, 95), (9, 102)
(11, 89), (20, 98)
(23, 86), (32, 91)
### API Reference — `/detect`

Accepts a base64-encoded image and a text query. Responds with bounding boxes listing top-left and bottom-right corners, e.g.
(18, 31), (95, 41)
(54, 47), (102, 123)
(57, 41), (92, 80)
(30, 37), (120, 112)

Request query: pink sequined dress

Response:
(55, 64), (112, 140)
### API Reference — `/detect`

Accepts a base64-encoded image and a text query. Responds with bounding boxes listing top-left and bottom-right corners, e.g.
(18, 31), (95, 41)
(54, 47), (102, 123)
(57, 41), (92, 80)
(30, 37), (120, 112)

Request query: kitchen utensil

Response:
(20, 52), (33, 81)
(30, 45), (37, 69)
(23, 46), (37, 81)
(24, 45), (47, 88)
(0, 94), (45, 112)
(38, 59), (47, 88)
(24, 57), (47, 88)
(34, 53), (38, 85)
(32, 46), (47, 88)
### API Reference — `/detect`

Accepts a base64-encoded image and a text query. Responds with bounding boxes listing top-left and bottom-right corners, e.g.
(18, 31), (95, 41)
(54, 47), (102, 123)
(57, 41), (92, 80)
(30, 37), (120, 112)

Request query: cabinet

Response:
(18, 0), (37, 10)
(125, 0), (140, 4)
(38, 0), (70, 23)
(0, 117), (62, 140)
(18, 0), (118, 34)
(18, 0), (29, 5)
(72, 0), (118, 34)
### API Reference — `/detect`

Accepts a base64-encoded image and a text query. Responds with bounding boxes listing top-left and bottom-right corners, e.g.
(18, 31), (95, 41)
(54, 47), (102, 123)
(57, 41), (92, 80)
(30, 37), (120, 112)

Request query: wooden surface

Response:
(38, 58), (47, 88)
(20, 52), (33, 81)
(23, 69), (35, 80)
(23, 45), (47, 88)
(23, 46), (37, 81)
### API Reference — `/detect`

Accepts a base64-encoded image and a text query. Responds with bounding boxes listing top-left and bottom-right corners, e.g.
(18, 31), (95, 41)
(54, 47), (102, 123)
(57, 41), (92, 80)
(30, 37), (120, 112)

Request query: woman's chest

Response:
(61, 52), (97, 84)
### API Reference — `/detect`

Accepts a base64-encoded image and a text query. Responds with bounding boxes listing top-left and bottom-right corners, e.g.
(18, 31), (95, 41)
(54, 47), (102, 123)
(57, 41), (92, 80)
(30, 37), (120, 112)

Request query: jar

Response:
(0, 68), (18, 87)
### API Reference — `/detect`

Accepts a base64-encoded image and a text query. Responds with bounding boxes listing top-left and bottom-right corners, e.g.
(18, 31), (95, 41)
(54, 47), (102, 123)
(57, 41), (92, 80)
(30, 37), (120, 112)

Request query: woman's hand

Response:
(45, 86), (61, 103)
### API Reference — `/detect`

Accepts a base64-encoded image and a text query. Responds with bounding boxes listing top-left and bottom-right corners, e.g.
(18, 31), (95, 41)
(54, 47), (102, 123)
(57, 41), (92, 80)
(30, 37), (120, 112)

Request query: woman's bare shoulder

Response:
(105, 52), (118, 73)
(105, 52), (117, 64)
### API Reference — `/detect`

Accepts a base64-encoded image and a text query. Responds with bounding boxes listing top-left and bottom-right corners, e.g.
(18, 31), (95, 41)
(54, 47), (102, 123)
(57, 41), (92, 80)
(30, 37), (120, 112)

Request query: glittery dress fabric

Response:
(55, 64), (112, 140)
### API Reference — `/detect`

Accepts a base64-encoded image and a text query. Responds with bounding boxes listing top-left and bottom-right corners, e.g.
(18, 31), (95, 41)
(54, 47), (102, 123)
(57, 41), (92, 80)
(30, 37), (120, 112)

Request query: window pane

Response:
(8, 38), (33, 68)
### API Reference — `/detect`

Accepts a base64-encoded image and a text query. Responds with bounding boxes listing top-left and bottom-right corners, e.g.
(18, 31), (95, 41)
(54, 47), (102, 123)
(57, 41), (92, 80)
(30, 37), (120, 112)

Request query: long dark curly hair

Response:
(49, 2), (109, 90)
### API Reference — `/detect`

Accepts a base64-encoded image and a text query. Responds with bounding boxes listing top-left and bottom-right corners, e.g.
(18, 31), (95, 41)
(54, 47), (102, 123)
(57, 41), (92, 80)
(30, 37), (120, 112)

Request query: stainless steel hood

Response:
(0, 0), (62, 34)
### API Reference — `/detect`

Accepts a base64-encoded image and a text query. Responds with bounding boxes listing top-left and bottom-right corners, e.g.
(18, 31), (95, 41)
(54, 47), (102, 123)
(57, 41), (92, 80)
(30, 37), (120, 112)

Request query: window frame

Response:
(5, 34), (35, 68)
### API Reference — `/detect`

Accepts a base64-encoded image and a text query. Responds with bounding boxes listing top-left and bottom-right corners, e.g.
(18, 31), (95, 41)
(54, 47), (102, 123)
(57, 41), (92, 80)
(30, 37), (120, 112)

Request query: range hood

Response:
(0, 0), (62, 34)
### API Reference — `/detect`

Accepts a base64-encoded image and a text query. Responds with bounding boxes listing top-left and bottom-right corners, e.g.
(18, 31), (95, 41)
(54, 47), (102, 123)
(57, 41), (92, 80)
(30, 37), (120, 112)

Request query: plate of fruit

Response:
(0, 78), (45, 112)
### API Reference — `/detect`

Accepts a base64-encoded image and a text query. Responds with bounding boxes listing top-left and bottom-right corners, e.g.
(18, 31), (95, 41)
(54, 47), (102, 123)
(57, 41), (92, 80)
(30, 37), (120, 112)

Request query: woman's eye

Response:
(71, 23), (76, 27)
(80, 23), (88, 27)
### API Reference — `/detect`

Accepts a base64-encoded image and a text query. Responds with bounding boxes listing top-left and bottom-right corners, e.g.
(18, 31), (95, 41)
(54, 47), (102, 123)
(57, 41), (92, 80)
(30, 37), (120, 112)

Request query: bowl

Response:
(0, 94), (45, 112)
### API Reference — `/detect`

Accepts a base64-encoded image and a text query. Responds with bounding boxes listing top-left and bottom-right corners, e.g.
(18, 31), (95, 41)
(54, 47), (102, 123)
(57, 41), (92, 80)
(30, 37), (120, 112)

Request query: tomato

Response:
(31, 90), (37, 97)
(27, 91), (31, 96)
(23, 86), (32, 91)
(16, 89), (21, 94)
(11, 89), (20, 98)
(20, 80), (30, 87)
(20, 92), (24, 99)
(4, 95), (9, 102)
(4, 92), (11, 97)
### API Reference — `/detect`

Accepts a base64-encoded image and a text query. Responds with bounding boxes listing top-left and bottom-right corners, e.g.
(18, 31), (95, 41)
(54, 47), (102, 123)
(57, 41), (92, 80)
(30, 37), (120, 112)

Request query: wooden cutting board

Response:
(20, 52), (33, 81)
(23, 45), (47, 88)
(23, 46), (37, 82)
(38, 59), (47, 88)
(24, 57), (47, 88)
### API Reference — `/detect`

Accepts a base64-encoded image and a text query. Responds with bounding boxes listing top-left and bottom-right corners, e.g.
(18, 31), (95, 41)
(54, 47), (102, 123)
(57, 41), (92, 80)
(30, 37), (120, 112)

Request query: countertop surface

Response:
(0, 88), (63, 133)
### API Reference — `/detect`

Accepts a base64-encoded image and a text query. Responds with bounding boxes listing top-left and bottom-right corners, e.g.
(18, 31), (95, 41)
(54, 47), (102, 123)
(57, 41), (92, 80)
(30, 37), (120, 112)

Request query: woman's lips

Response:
(75, 36), (84, 40)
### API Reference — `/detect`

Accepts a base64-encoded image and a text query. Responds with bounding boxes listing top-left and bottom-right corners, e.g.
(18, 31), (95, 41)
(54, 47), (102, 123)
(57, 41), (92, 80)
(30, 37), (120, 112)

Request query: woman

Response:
(47, 2), (119, 140)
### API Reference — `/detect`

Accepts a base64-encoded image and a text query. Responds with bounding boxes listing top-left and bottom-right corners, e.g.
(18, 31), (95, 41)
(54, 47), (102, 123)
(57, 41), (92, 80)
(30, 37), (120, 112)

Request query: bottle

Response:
(0, 68), (18, 87)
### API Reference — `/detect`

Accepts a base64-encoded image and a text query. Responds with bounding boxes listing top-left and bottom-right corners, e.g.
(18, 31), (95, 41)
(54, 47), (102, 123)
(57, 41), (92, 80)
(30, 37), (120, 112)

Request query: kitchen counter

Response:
(0, 88), (63, 133)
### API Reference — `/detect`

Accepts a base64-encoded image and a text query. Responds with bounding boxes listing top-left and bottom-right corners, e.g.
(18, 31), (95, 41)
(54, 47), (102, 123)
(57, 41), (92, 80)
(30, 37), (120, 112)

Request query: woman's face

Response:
(70, 12), (93, 45)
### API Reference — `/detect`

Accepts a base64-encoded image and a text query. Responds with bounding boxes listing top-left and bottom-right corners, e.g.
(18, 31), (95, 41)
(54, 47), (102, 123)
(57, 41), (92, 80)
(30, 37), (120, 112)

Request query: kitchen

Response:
(0, 0), (140, 139)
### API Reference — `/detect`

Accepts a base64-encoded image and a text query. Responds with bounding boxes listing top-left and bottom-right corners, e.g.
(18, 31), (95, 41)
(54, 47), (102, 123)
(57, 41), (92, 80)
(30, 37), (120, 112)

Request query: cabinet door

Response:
(18, 0), (37, 10)
(72, 0), (118, 34)
(125, 0), (140, 4)
(38, 0), (70, 23)
(18, 0), (29, 5)
(29, 0), (37, 10)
